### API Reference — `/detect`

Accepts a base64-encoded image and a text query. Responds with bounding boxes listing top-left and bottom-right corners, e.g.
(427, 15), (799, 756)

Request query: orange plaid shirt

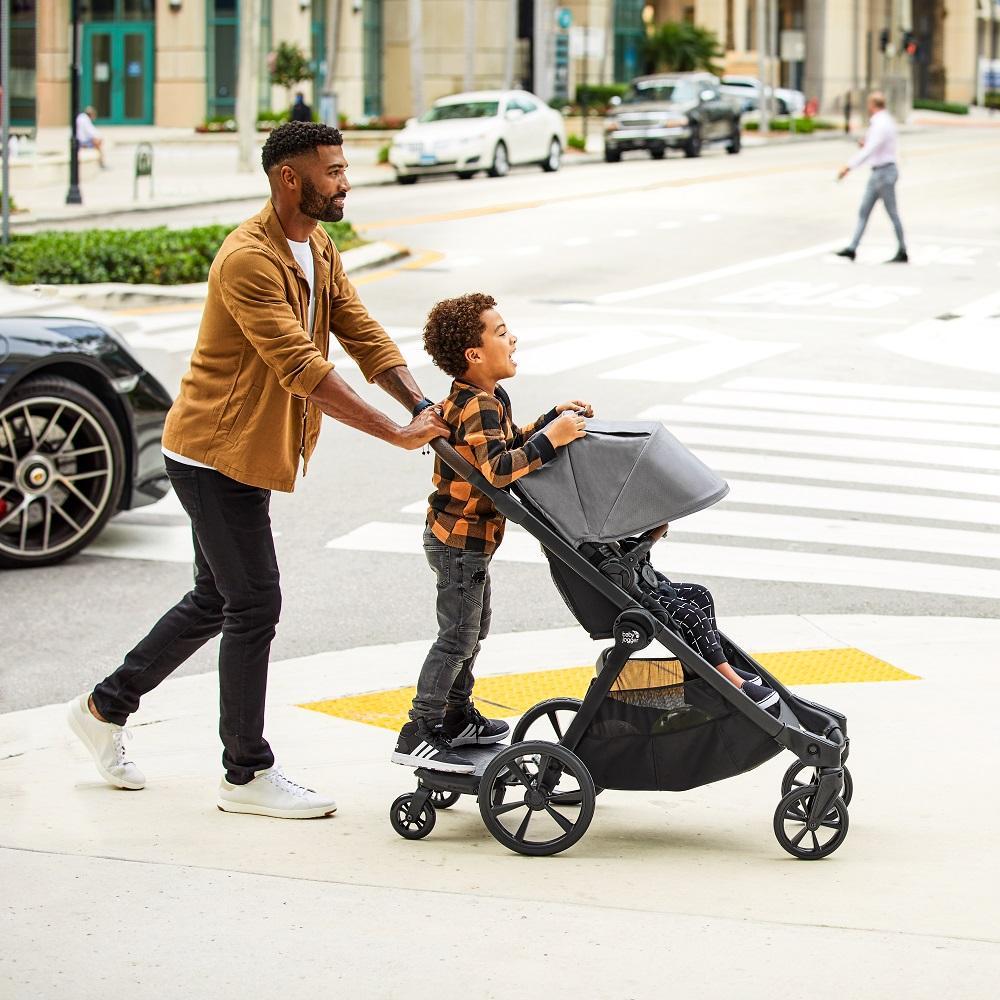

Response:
(427, 379), (557, 553)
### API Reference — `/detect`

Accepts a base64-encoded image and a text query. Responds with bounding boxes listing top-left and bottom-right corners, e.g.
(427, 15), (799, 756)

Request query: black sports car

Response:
(0, 315), (173, 568)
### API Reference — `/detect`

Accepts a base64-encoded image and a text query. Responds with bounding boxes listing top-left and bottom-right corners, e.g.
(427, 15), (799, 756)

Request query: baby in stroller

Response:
(631, 528), (780, 714)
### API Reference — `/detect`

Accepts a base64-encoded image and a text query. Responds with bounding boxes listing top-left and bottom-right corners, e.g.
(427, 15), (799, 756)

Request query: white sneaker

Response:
(66, 693), (146, 790)
(217, 766), (337, 819)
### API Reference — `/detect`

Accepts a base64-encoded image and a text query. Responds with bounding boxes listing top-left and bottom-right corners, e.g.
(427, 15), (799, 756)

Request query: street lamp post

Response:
(2, 0), (11, 244)
(66, 0), (82, 205)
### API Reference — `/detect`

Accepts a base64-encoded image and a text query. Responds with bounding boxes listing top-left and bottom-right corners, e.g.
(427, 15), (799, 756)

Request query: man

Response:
(290, 92), (312, 123)
(67, 122), (448, 820)
(835, 92), (908, 263)
(75, 105), (107, 169)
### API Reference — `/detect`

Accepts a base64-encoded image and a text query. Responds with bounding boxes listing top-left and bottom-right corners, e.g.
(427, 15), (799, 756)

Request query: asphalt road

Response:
(4, 128), (999, 712)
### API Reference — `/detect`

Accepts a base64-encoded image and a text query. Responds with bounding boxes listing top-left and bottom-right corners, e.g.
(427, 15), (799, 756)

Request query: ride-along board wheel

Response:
(511, 698), (604, 801)
(773, 784), (849, 860)
(390, 794), (436, 840)
(781, 761), (853, 806)
(427, 789), (461, 810)
(478, 741), (595, 857)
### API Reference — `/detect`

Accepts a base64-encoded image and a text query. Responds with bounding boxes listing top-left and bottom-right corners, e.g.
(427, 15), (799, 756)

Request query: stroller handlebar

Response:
(430, 438), (527, 525)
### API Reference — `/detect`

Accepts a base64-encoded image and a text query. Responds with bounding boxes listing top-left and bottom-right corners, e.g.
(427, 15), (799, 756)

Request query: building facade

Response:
(3, 1), (997, 129)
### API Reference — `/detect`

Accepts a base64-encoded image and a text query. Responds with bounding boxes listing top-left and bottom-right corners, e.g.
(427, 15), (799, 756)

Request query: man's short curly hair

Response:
(261, 121), (344, 173)
(423, 293), (498, 379)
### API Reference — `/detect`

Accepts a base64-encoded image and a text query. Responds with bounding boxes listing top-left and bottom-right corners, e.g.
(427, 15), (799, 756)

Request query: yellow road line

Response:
(301, 647), (919, 731)
(350, 247), (445, 286)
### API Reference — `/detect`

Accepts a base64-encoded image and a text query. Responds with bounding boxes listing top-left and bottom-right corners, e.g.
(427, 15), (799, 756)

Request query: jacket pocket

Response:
(226, 383), (263, 442)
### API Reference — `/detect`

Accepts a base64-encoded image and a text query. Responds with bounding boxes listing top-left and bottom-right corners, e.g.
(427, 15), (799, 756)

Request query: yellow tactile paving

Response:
(300, 647), (919, 732)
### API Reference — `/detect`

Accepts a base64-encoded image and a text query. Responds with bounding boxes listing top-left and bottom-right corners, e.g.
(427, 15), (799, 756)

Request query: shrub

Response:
(744, 116), (835, 133)
(0, 221), (364, 286)
(566, 134), (586, 152)
(985, 91), (1000, 109)
(913, 98), (969, 115)
(576, 84), (628, 109)
(377, 143), (390, 164)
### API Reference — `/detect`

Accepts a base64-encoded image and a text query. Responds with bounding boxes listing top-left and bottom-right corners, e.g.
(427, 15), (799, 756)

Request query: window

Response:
(8, 0), (36, 126)
(207, 0), (272, 120)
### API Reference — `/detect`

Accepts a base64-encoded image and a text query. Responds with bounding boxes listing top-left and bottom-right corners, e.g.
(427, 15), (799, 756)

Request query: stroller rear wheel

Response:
(479, 741), (595, 857)
(390, 793), (437, 840)
(781, 761), (853, 806)
(773, 785), (849, 860)
(512, 698), (604, 801)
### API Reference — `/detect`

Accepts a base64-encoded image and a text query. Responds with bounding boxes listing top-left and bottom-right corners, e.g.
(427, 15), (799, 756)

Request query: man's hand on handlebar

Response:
(394, 406), (449, 450)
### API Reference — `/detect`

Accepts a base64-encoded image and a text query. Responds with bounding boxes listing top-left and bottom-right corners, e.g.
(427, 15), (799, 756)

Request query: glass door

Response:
(82, 23), (154, 124)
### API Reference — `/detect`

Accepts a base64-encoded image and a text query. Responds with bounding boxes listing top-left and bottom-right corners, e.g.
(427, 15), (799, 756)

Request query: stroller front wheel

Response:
(773, 785), (849, 860)
(479, 741), (595, 857)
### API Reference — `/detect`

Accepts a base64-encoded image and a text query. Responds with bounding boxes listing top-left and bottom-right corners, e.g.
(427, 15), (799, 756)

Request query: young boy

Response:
(392, 293), (591, 773)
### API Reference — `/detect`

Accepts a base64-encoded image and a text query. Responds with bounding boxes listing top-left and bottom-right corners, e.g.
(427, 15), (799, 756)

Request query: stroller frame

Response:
(390, 440), (851, 858)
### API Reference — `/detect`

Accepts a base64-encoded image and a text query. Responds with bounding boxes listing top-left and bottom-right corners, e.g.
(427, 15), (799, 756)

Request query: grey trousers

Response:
(849, 163), (906, 252)
(409, 527), (492, 723)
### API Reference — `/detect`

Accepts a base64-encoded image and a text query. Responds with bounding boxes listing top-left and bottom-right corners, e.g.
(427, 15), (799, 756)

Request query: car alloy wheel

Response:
(0, 375), (125, 568)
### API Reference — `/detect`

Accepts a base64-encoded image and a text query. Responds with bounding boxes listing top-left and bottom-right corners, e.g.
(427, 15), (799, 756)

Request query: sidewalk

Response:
(2, 613), (998, 998)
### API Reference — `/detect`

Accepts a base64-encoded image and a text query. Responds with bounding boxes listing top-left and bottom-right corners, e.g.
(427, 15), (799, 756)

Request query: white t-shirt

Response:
(163, 238), (318, 472)
(287, 237), (316, 335)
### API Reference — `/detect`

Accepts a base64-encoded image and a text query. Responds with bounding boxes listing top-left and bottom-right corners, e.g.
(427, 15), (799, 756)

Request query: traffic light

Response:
(902, 30), (918, 57)
(879, 28), (890, 53)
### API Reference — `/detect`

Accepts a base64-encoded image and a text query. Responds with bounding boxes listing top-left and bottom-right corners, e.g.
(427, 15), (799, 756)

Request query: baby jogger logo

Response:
(620, 629), (642, 645)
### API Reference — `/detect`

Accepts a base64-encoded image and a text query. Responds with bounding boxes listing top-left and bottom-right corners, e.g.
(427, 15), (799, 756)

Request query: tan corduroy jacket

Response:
(161, 201), (405, 491)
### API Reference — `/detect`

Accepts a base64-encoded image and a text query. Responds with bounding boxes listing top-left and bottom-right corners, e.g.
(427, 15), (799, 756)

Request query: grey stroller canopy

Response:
(515, 420), (729, 545)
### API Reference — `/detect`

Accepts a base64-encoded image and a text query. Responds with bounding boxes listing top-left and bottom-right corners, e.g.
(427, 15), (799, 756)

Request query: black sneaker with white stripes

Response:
(440, 703), (510, 747)
(391, 720), (476, 773)
(742, 680), (780, 716)
(734, 666), (763, 685)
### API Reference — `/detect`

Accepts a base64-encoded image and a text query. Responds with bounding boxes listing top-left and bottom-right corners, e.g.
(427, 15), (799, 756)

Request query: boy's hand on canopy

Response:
(544, 410), (588, 448)
(555, 400), (594, 417)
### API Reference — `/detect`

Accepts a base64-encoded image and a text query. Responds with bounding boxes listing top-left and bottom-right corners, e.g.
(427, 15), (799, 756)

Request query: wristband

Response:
(412, 397), (434, 417)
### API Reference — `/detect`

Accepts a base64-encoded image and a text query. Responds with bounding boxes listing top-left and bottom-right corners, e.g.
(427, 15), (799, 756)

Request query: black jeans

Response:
(409, 527), (492, 724)
(92, 458), (280, 784)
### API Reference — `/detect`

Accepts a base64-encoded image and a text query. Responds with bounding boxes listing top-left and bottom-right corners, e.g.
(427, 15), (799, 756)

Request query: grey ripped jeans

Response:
(849, 163), (906, 252)
(409, 527), (493, 723)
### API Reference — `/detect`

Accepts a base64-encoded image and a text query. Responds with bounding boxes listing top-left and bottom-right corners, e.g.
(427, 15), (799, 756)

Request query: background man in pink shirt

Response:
(835, 92), (908, 264)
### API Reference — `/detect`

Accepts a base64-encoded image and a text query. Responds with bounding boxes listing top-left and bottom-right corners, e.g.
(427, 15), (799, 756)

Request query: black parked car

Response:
(0, 315), (172, 568)
(603, 72), (741, 161)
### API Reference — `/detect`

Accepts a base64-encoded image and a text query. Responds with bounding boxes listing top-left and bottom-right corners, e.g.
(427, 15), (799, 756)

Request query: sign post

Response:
(553, 7), (572, 104)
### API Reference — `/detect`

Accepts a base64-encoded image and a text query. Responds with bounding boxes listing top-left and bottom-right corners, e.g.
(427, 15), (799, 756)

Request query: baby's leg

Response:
(662, 583), (743, 687)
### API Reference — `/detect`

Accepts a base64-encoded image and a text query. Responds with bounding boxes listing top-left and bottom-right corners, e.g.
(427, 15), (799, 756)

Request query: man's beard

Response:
(300, 177), (344, 222)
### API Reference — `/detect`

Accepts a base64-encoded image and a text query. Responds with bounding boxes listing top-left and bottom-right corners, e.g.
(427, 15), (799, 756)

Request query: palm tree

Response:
(643, 22), (723, 76)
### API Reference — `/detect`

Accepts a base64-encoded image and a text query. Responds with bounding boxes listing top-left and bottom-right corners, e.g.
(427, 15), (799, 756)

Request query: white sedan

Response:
(388, 90), (566, 184)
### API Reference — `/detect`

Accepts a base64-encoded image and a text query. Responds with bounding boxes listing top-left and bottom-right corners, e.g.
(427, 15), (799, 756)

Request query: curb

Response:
(38, 240), (409, 310)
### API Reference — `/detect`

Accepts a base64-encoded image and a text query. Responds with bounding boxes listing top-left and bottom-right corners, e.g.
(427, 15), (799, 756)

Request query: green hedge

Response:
(0, 221), (363, 286)
(566, 134), (587, 152)
(983, 91), (1000, 109)
(913, 98), (969, 115)
(744, 117), (836, 133)
(576, 84), (628, 107)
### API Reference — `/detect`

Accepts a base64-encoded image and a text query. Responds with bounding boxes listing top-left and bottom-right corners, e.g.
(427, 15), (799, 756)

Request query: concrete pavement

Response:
(2, 614), (998, 998)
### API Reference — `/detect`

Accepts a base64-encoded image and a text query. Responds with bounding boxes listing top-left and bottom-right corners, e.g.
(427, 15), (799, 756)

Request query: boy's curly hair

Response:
(261, 121), (343, 173)
(423, 293), (497, 379)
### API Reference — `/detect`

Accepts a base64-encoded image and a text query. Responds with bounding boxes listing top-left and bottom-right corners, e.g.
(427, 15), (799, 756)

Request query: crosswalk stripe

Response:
(514, 329), (667, 375)
(726, 376), (1000, 408)
(686, 389), (1000, 427)
(640, 404), (1000, 446)
(679, 509), (995, 560)
(324, 521), (1000, 600)
(671, 425), (1000, 472)
(698, 449), (1000, 497)
(723, 479), (1000, 526)
(602, 340), (796, 383)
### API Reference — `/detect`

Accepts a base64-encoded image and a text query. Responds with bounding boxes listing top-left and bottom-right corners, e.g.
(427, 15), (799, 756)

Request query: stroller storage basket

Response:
(575, 658), (782, 792)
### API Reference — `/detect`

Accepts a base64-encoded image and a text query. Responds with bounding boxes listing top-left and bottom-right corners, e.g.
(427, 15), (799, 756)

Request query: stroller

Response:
(390, 421), (851, 859)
